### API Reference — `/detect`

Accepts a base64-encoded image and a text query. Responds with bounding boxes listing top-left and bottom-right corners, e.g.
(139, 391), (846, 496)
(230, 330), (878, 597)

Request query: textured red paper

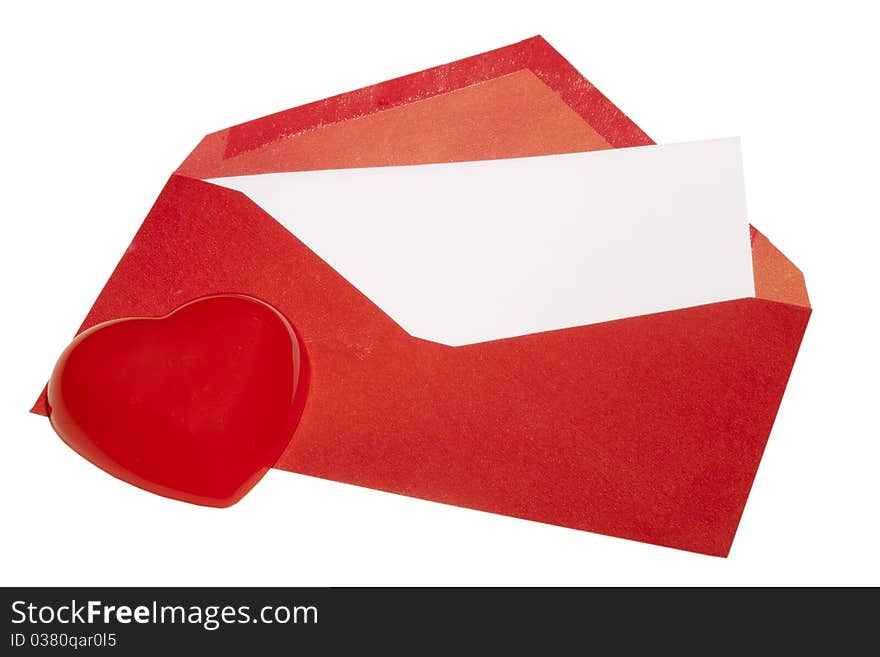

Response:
(33, 36), (810, 555)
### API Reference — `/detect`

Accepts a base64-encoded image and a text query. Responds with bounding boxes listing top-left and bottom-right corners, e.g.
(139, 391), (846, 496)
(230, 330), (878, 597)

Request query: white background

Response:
(1, 1), (877, 586)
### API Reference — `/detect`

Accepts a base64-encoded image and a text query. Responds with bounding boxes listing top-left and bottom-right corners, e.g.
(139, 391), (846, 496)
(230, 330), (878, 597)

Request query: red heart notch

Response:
(47, 295), (308, 507)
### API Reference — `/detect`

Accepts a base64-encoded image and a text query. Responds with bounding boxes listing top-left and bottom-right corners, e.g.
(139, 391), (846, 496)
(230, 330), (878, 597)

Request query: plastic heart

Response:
(47, 294), (307, 506)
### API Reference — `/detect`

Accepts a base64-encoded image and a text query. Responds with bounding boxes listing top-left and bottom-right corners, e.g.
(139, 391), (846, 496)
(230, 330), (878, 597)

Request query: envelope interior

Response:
(209, 139), (756, 346)
(179, 61), (806, 316)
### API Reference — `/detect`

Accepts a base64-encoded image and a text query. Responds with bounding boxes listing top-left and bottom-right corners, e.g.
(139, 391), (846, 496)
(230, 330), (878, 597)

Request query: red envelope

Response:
(32, 36), (809, 556)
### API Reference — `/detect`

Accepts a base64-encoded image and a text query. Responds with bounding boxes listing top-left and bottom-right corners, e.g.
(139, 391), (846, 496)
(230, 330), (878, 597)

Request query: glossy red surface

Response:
(47, 295), (307, 507)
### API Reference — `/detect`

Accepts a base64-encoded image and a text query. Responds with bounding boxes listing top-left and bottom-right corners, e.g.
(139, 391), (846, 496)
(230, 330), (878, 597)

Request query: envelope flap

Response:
(176, 36), (651, 180)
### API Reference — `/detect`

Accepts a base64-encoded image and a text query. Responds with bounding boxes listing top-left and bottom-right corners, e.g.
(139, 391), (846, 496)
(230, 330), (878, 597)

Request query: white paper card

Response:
(209, 139), (754, 346)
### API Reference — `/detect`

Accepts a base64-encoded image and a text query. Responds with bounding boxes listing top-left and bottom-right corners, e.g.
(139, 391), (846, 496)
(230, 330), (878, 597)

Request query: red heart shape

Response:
(47, 295), (307, 507)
